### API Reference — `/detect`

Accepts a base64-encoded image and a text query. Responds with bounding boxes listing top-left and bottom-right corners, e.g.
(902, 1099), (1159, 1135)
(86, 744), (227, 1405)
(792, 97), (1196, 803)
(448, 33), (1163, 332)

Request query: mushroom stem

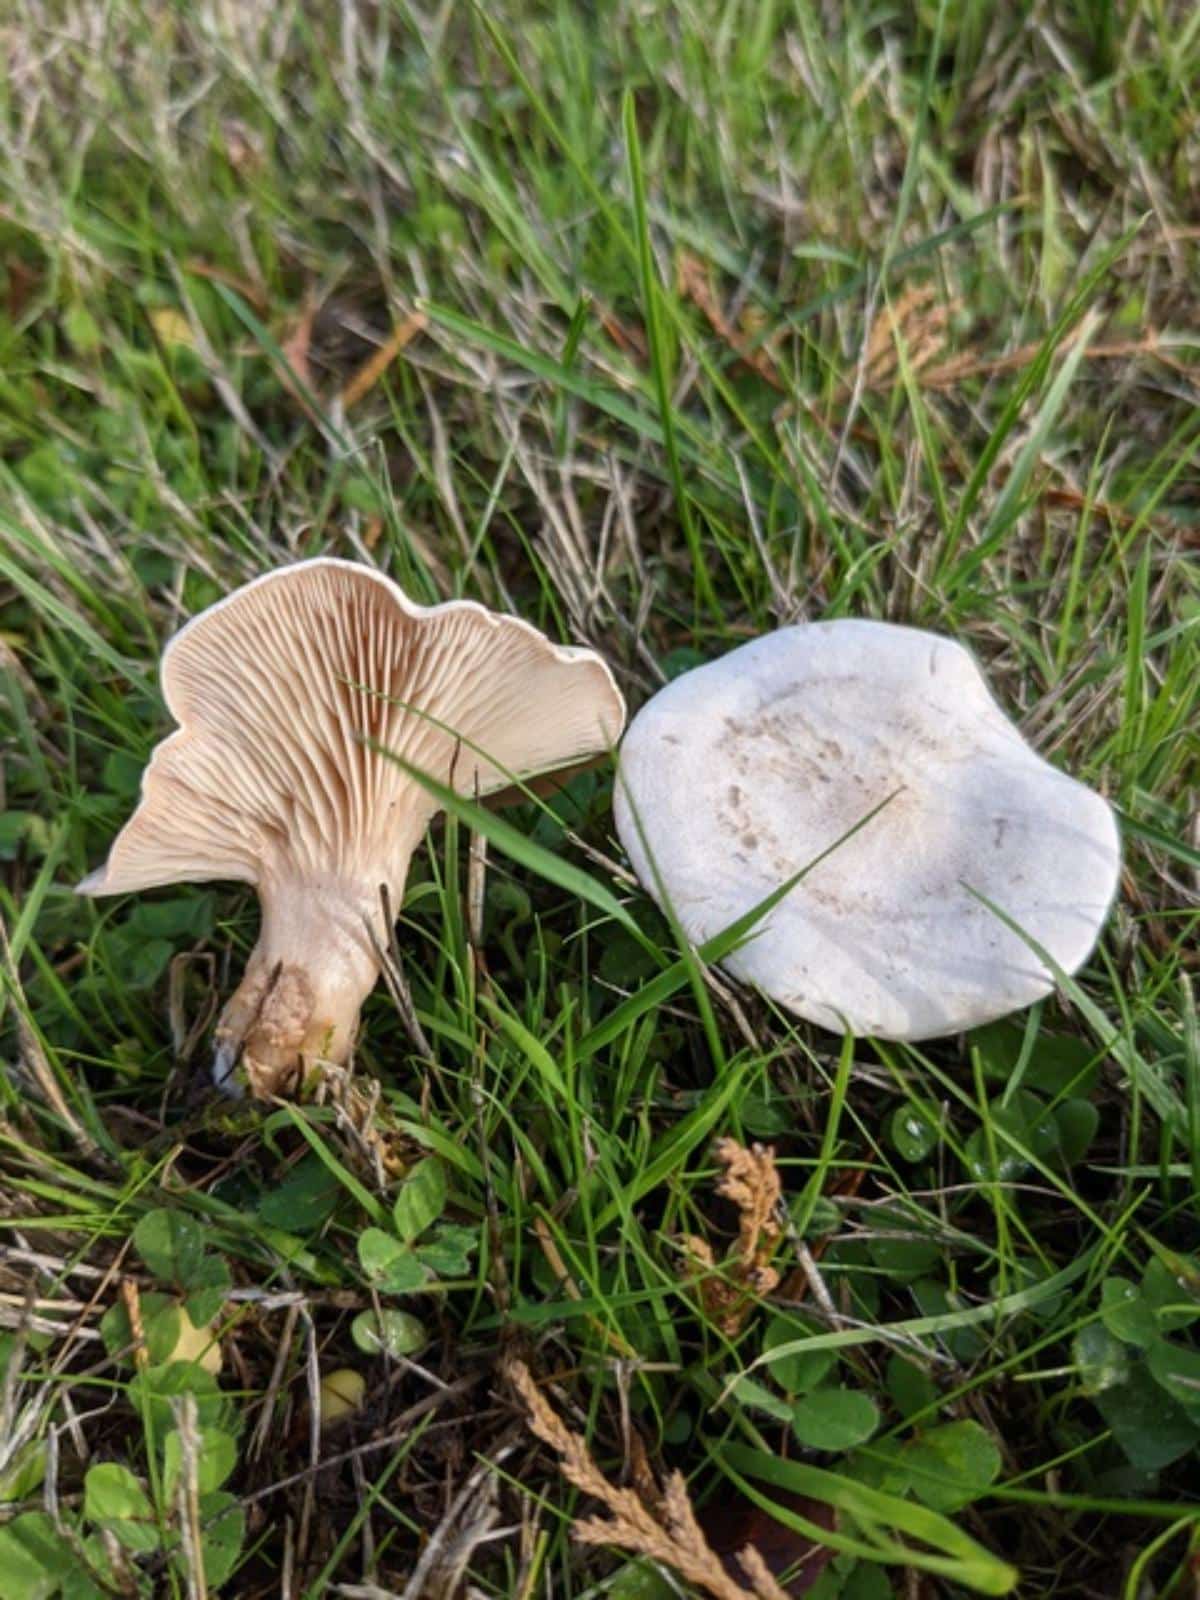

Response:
(212, 869), (407, 1097)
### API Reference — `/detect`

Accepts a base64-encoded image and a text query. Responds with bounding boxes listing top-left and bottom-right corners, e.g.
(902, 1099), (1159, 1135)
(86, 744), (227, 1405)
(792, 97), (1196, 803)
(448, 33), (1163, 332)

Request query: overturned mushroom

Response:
(81, 559), (624, 1096)
(614, 620), (1119, 1041)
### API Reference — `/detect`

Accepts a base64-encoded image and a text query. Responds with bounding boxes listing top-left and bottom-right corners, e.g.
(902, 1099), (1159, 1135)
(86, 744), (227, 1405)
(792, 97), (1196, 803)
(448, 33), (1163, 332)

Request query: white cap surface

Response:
(614, 621), (1120, 1041)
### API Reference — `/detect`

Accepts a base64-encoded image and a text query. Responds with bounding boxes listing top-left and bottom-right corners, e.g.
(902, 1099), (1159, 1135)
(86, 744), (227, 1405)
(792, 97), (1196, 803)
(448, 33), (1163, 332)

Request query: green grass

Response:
(2, 1), (1199, 1596)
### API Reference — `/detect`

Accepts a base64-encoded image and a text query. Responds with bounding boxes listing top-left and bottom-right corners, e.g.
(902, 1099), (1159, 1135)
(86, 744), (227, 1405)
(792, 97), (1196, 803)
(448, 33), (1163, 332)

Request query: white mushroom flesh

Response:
(614, 620), (1120, 1041)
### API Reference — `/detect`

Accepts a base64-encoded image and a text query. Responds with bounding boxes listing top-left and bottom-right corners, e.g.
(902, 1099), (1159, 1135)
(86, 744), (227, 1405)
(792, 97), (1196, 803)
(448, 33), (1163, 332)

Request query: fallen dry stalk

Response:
(507, 1359), (786, 1600)
(682, 1139), (784, 1337)
(677, 251), (785, 391)
(338, 311), (427, 410)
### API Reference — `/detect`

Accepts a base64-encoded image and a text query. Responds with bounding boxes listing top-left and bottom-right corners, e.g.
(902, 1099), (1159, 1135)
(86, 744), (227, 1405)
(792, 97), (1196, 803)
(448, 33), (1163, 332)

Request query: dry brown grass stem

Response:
(681, 1139), (785, 1336)
(507, 1359), (784, 1600)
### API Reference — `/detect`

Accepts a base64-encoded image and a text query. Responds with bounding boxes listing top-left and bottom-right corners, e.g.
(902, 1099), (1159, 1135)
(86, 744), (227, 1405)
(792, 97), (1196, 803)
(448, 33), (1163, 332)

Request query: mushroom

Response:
(80, 559), (624, 1096)
(614, 620), (1120, 1041)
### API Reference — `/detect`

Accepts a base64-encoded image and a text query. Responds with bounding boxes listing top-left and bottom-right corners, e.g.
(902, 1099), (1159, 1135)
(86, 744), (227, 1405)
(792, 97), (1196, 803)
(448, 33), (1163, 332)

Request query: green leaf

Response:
(791, 1388), (880, 1452)
(606, 1560), (679, 1600)
(133, 1208), (206, 1287)
(738, 1088), (794, 1138)
(866, 1230), (940, 1282)
(100, 1292), (181, 1369)
(1095, 1365), (1200, 1471)
(1141, 1254), (1200, 1332)
(845, 1435), (911, 1497)
(62, 1539), (118, 1600)
(351, 1309), (428, 1359)
(843, 1564), (895, 1600)
(761, 1314), (837, 1397)
(83, 1463), (158, 1552)
(732, 1375), (796, 1423)
(889, 1102), (941, 1162)
(183, 1255), (231, 1326)
(909, 1279), (987, 1362)
(964, 1091), (1060, 1183)
(0, 1440), (46, 1503)
(63, 303), (102, 353)
(112, 933), (175, 988)
(885, 1355), (937, 1420)
(1053, 1098), (1099, 1165)
(163, 1428), (238, 1498)
(127, 1363), (232, 1448)
(0, 1513), (76, 1600)
(392, 1158), (448, 1244)
(905, 1421), (1001, 1512)
(257, 1152), (342, 1230)
(101, 748), (145, 799)
(1073, 1322), (1129, 1395)
(357, 1230), (429, 1294)
(358, 1227), (406, 1274)
(974, 1021), (1100, 1098)
(416, 1223), (479, 1279)
(1100, 1277), (1158, 1347)
(1147, 1339), (1200, 1421)
(127, 895), (214, 941)
(197, 1491), (246, 1588)
(0, 812), (50, 862)
(275, 1107), (386, 1224)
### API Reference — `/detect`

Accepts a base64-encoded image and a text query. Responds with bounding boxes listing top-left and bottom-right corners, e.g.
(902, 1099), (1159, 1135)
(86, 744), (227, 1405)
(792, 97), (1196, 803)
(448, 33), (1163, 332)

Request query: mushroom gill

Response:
(80, 559), (625, 1096)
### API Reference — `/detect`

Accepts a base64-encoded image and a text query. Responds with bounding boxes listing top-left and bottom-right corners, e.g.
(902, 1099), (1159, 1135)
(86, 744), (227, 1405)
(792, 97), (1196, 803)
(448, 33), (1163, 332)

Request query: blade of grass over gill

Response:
(579, 788), (906, 1061)
(370, 743), (651, 954)
(937, 219), (1144, 581)
(717, 1446), (1018, 1595)
(622, 90), (716, 616)
(963, 885), (1186, 1133)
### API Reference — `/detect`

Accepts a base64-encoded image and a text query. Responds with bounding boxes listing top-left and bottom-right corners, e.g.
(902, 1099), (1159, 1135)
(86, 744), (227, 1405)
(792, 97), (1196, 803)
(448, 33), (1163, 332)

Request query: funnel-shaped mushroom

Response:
(81, 559), (625, 1095)
(614, 620), (1119, 1041)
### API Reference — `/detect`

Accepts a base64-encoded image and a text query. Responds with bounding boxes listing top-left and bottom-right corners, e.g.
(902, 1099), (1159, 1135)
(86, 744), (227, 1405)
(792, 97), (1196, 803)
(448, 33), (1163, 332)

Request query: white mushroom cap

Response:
(614, 620), (1120, 1042)
(80, 558), (624, 1094)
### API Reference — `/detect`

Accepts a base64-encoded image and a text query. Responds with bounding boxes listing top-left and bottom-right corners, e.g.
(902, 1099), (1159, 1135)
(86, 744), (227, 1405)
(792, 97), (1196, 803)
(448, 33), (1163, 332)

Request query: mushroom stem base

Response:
(213, 874), (401, 1098)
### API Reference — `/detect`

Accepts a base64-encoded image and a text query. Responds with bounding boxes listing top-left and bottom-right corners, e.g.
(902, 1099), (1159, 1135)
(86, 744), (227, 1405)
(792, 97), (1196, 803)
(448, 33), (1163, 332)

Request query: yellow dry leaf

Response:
(149, 307), (196, 348)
